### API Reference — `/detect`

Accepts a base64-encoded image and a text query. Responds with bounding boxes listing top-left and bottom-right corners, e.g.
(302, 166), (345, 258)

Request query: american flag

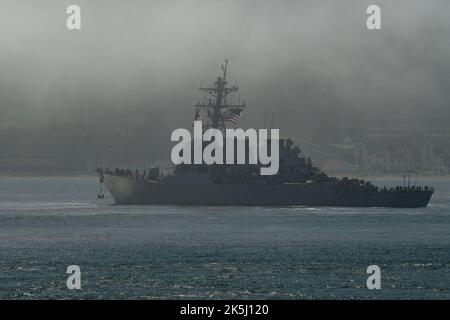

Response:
(221, 107), (243, 124)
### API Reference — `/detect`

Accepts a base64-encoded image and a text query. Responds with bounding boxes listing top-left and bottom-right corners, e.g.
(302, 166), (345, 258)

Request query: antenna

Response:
(221, 59), (229, 82)
(195, 60), (245, 132)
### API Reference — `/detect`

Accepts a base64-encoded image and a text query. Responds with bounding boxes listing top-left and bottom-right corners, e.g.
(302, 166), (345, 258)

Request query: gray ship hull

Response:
(101, 174), (433, 208)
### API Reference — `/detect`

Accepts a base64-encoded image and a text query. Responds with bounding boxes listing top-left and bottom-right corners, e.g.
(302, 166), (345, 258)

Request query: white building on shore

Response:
(355, 125), (450, 174)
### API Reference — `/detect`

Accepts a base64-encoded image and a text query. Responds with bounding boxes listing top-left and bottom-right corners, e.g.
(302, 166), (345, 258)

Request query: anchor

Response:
(97, 173), (105, 199)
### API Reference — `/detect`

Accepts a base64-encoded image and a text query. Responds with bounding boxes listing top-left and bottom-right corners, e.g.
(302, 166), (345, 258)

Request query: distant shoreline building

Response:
(354, 124), (450, 174)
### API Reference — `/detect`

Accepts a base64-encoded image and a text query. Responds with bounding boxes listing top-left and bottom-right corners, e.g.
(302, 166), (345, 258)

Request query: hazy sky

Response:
(1, 0), (449, 138)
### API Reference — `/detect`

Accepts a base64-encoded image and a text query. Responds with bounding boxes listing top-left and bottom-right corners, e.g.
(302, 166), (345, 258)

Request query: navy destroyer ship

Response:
(97, 61), (433, 207)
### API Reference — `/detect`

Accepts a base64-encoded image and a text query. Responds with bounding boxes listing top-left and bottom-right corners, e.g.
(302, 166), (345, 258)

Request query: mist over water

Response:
(1, 0), (450, 168)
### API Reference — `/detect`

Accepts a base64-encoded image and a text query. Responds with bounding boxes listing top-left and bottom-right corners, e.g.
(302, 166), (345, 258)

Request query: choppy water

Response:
(0, 176), (449, 299)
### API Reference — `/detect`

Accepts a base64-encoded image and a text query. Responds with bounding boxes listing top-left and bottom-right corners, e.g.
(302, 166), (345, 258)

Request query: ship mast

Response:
(195, 60), (246, 131)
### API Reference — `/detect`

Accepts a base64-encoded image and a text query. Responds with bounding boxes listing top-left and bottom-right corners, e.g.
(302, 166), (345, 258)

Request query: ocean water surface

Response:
(0, 176), (449, 299)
